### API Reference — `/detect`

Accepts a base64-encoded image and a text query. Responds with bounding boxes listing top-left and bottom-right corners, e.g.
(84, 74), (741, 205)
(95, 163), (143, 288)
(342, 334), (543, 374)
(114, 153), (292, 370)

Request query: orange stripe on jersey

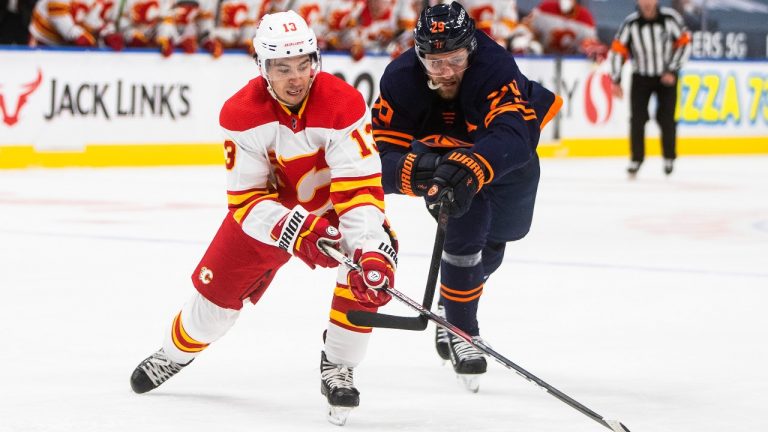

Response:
(32, 15), (63, 43)
(230, 193), (278, 224)
(473, 152), (495, 184)
(440, 283), (484, 303)
(374, 129), (413, 140)
(330, 174), (382, 193)
(48, 2), (70, 15)
(373, 130), (413, 147)
(418, 134), (473, 148)
(374, 136), (411, 147)
(540, 94), (563, 131)
(611, 40), (629, 58)
(171, 312), (210, 353)
(227, 188), (270, 207)
(484, 104), (537, 128)
(332, 193), (385, 216)
(330, 174), (385, 215)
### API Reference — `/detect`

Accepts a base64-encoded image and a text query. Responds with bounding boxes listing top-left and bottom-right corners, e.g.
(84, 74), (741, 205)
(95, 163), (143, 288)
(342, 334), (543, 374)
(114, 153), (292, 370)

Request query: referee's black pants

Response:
(629, 73), (678, 162)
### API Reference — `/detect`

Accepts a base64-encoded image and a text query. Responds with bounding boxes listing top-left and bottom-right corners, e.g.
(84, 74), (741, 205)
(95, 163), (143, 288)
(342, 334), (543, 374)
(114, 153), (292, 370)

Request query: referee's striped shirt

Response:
(609, 7), (691, 82)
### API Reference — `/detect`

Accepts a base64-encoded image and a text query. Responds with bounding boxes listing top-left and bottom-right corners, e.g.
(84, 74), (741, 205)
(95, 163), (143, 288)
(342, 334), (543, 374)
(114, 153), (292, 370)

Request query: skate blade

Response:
(327, 405), (354, 426)
(457, 374), (481, 393)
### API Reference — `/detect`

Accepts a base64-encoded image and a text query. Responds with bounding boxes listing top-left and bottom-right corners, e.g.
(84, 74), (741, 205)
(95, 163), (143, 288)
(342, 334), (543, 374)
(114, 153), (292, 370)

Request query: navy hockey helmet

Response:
(414, 2), (477, 58)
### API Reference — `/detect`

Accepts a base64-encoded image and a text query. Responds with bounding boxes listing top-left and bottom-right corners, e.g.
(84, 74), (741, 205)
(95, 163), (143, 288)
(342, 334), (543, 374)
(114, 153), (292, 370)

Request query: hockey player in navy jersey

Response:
(372, 1), (562, 392)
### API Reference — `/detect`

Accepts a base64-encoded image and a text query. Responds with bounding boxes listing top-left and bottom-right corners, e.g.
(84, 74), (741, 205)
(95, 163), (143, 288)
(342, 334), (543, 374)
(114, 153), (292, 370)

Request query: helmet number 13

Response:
(282, 22), (297, 32)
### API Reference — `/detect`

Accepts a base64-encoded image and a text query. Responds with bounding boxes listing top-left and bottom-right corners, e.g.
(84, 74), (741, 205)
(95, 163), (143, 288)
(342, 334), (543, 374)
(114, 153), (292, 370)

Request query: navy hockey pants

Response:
(439, 155), (540, 336)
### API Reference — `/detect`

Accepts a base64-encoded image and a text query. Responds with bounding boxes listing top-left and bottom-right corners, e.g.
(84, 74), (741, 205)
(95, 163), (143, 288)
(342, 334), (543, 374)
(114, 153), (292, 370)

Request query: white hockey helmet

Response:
(254, 10), (320, 71)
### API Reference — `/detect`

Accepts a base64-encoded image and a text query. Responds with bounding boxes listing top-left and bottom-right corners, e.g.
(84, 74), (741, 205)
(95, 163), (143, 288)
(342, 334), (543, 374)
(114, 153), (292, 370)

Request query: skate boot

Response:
(320, 351), (359, 426)
(435, 304), (450, 362)
(663, 158), (674, 175)
(627, 160), (642, 178)
(448, 334), (487, 393)
(130, 348), (192, 394)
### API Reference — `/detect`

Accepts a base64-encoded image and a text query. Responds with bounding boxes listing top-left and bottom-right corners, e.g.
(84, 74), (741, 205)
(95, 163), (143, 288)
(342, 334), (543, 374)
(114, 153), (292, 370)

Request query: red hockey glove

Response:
(347, 241), (397, 308)
(103, 33), (124, 51)
(395, 151), (441, 197)
(271, 206), (342, 269)
(74, 33), (96, 47)
(425, 149), (490, 218)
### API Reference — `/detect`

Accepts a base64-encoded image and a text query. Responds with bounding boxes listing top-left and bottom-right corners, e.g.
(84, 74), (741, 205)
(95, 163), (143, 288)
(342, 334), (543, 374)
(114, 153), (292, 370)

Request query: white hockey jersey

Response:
(219, 72), (391, 258)
(29, 0), (97, 45)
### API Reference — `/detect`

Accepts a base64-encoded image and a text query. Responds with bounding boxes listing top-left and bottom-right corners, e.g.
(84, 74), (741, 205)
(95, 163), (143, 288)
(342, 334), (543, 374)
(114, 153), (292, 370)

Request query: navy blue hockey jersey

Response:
(372, 31), (562, 195)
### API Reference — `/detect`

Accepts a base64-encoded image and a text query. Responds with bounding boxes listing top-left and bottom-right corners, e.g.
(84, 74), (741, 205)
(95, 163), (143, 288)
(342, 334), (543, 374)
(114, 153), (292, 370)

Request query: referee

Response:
(609, 0), (691, 177)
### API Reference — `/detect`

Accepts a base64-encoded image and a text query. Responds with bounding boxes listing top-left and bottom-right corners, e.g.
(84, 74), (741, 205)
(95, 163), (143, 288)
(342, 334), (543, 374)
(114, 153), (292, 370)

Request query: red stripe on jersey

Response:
(332, 173), (381, 183)
(172, 312), (209, 352)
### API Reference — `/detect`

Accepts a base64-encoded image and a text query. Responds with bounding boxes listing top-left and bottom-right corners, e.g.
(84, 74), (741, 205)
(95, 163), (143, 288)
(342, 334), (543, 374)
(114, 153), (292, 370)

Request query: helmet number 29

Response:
(431, 22), (445, 33)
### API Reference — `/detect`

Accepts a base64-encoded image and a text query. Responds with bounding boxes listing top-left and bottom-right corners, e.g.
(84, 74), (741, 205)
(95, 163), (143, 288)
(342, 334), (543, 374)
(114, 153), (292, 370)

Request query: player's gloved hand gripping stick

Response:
(338, 197), (451, 331)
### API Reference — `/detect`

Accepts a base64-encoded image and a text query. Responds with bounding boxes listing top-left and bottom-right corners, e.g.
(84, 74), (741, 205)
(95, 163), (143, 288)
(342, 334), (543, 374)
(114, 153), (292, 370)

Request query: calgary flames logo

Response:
(199, 266), (214, 285)
(0, 69), (43, 127)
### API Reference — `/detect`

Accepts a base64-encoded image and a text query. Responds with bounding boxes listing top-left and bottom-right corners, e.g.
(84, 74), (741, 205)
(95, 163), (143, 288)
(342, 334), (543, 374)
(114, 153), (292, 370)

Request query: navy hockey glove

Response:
(425, 149), (490, 218)
(395, 152), (441, 197)
(347, 241), (397, 308)
(271, 206), (342, 269)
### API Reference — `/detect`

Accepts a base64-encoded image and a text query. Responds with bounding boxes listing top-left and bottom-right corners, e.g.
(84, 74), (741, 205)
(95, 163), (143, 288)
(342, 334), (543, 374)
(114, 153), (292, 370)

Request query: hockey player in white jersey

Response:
(129, 10), (397, 426)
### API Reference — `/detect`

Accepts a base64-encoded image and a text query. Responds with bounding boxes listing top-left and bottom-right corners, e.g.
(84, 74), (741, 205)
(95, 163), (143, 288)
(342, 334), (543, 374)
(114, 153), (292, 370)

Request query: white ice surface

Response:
(1, 156), (766, 432)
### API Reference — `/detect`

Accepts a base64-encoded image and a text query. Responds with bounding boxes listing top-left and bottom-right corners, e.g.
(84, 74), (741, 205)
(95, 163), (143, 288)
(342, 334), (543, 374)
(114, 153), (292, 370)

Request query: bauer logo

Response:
(584, 70), (613, 125)
(367, 271), (382, 283)
(0, 68), (43, 127)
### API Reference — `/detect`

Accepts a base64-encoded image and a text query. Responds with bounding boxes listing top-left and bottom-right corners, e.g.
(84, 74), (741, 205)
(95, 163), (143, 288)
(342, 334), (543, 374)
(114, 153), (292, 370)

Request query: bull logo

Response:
(0, 69), (43, 127)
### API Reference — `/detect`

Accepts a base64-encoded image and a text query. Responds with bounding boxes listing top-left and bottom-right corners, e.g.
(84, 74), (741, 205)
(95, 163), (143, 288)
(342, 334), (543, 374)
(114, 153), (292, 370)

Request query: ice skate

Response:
(130, 348), (192, 394)
(435, 304), (450, 363)
(663, 158), (674, 175)
(627, 160), (642, 178)
(448, 334), (487, 393)
(320, 351), (359, 426)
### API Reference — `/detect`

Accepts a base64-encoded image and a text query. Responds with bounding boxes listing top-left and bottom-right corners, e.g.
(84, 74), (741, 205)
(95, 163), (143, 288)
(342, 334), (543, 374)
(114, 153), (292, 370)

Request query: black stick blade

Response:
(346, 311), (427, 331)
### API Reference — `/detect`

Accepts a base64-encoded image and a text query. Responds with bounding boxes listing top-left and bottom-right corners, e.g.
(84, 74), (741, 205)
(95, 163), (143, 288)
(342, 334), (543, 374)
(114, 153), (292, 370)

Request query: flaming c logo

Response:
(584, 69), (613, 125)
(0, 69), (43, 127)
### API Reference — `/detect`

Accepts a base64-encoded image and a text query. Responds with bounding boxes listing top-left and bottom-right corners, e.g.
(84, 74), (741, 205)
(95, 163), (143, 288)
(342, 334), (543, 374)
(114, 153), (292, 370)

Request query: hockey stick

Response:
(321, 244), (632, 432)
(344, 200), (449, 331)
